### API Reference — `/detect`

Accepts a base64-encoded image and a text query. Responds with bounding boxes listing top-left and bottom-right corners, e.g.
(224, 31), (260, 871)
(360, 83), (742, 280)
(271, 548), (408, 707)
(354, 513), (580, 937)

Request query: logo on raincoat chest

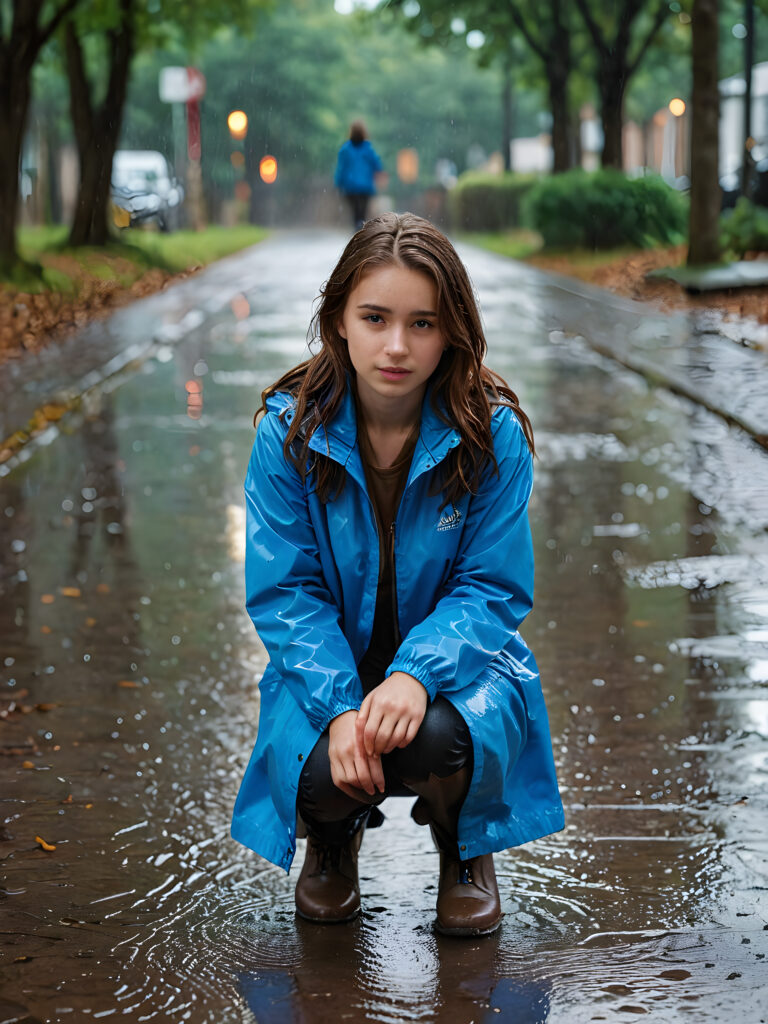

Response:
(437, 504), (463, 532)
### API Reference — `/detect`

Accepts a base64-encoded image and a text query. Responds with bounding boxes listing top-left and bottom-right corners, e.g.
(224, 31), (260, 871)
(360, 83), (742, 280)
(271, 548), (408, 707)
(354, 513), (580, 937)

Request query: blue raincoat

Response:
(334, 139), (383, 196)
(231, 385), (564, 872)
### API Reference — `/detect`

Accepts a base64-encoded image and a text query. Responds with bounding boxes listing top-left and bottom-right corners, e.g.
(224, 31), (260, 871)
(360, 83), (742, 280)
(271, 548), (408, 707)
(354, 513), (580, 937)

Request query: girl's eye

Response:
(365, 314), (383, 324)
(414, 319), (434, 329)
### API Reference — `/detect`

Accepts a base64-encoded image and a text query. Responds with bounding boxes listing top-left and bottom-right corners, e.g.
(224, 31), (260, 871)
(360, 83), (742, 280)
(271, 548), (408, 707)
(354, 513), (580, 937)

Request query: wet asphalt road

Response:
(1, 230), (768, 1023)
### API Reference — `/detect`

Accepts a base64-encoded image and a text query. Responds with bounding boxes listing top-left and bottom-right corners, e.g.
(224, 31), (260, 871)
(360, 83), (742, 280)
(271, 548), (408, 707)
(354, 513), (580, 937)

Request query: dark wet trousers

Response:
(344, 192), (369, 231)
(297, 695), (473, 845)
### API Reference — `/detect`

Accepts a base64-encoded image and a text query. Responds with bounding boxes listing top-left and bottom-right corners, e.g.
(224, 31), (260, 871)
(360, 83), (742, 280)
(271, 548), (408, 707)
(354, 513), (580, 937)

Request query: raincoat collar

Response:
(305, 378), (460, 488)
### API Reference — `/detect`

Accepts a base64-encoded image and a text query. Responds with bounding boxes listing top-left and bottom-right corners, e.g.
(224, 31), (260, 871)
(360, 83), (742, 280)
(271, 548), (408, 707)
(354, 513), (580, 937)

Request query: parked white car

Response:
(111, 150), (184, 231)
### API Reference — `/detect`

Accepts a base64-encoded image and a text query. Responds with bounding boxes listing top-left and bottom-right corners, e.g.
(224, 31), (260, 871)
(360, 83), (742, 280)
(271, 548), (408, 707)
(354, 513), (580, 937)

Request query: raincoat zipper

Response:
(390, 521), (401, 648)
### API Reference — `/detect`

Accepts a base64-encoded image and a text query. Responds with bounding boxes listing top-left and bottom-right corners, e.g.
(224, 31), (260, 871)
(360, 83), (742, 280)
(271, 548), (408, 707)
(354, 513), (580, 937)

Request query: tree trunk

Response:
(599, 67), (626, 169)
(66, 0), (135, 247)
(0, 74), (31, 272)
(0, 0), (80, 271)
(548, 65), (572, 172)
(502, 59), (514, 172)
(688, 0), (721, 265)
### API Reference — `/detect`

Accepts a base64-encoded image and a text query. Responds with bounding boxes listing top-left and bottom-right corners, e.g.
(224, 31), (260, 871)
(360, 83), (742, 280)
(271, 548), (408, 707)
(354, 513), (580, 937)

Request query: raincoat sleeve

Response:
(389, 409), (534, 701)
(244, 411), (363, 732)
(333, 145), (348, 190)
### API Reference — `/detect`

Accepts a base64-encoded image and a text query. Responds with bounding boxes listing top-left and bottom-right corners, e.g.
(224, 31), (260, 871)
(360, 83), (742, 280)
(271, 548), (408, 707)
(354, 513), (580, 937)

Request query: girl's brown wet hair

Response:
(349, 120), (367, 144)
(257, 211), (534, 505)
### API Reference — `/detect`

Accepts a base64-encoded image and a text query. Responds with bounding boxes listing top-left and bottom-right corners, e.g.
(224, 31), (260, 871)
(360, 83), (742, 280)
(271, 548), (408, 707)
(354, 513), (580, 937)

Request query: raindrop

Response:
(10, 539), (25, 553)
(62, 499), (73, 512)
(81, 487), (97, 500)
(592, 678), (606, 687)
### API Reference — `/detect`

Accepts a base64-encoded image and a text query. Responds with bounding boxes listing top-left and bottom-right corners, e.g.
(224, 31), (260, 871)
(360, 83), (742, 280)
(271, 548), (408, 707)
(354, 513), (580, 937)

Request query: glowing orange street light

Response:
(227, 110), (248, 140)
(260, 155), (278, 183)
(668, 98), (686, 117)
(397, 148), (419, 183)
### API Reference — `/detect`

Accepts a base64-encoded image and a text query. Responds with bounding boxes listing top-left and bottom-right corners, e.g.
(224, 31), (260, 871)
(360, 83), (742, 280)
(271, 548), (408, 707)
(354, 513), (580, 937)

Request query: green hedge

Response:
(522, 169), (688, 249)
(448, 171), (538, 231)
(720, 197), (768, 257)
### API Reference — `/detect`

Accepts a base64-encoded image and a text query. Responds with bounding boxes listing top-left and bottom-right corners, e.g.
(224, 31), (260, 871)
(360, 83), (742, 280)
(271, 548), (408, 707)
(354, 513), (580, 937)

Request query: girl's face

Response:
(337, 263), (445, 419)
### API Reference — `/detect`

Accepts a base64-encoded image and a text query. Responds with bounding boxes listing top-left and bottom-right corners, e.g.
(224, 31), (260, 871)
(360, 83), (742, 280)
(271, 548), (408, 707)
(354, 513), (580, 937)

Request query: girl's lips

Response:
(378, 367), (412, 380)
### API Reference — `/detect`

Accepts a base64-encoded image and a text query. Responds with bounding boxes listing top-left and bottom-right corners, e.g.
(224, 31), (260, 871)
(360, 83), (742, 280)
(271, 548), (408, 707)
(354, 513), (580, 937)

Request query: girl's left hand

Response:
(356, 671), (428, 758)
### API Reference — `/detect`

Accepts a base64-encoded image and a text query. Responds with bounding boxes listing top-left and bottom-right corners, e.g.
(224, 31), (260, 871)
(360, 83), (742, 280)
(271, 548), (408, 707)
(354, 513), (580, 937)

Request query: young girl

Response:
(231, 213), (563, 936)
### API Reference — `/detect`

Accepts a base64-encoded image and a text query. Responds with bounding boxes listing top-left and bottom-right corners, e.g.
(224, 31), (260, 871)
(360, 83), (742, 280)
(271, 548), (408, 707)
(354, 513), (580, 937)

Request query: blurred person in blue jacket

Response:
(334, 120), (384, 230)
(232, 213), (564, 936)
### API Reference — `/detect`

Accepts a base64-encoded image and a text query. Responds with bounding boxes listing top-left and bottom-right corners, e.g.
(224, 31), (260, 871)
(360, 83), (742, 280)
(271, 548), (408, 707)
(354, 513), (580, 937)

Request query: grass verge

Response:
(12, 224), (269, 294)
(1, 224), (269, 368)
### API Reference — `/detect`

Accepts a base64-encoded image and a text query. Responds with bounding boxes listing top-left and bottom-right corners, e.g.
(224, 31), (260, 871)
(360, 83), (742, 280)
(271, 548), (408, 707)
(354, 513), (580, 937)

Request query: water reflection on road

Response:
(1, 233), (766, 1022)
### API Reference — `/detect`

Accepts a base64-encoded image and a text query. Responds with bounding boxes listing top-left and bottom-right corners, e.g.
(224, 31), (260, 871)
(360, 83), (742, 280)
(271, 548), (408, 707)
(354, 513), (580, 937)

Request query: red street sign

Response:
(186, 67), (206, 101)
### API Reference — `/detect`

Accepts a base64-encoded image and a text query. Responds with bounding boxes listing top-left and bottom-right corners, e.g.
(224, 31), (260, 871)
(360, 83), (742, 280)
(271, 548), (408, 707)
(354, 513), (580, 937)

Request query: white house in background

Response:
(509, 136), (553, 173)
(719, 61), (768, 176)
(505, 62), (768, 182)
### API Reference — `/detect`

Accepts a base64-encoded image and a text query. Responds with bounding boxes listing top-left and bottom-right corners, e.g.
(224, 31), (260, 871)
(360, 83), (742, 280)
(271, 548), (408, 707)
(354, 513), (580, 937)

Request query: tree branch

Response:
(503, 0), (547, 61)
(628, 0), (672, 78)
(36, 0), (81, 51)
(573, 0), (608, 56)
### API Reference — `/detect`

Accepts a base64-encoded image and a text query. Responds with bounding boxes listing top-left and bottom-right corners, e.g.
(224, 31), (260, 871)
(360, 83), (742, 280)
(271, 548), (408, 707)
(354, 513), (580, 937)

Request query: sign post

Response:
(159, 67), (207, 230)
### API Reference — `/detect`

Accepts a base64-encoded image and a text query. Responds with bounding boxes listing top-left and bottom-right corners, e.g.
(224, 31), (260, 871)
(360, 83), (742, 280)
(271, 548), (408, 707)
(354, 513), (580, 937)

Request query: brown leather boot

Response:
(294, 828), (363, 923)
(406, 768), (502, 936)
(433, 838), (502, 936)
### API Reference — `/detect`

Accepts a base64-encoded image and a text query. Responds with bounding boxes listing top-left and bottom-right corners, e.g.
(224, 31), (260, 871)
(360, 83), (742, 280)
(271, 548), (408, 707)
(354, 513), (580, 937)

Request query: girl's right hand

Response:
(328, 709), (386, 798)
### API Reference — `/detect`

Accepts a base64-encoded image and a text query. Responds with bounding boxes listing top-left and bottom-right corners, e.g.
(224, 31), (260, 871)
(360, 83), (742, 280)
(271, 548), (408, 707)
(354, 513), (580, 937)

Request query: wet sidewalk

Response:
(1, 231), (767, 1022)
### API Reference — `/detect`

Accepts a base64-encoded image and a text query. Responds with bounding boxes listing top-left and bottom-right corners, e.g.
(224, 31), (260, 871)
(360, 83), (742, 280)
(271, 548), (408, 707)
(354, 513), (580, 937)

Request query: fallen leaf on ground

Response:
(35, 835), (56, 851)
(60, 587), (81, 598)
